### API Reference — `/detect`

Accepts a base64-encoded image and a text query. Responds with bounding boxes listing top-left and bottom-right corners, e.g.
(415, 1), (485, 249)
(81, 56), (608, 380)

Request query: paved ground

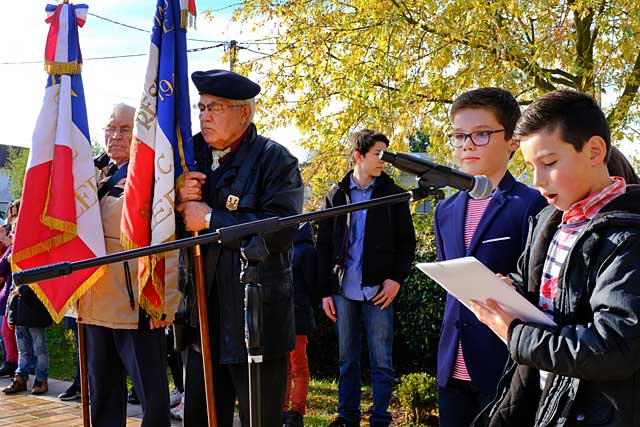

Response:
(0, 376), (182, 426)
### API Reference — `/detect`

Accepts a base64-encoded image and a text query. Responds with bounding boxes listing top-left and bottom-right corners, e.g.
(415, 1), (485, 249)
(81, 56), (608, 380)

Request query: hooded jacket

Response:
(474, 185), (640, 427)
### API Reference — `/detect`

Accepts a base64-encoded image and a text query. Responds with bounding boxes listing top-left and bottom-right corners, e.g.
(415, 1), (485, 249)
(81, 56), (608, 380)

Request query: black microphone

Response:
(379, 151), (493, 199)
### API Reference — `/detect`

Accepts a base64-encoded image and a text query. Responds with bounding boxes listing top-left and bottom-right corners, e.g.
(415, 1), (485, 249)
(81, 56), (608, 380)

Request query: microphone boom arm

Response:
(14, 186), (440, 285)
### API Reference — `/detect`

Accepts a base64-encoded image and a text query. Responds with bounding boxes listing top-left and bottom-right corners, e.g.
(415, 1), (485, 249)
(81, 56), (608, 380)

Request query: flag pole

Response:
(192, 232), (218, 426)
(77, 323), (91, 426)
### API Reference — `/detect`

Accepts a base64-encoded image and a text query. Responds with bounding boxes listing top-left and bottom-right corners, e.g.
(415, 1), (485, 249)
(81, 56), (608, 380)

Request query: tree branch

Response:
(607, 51), (640, 130)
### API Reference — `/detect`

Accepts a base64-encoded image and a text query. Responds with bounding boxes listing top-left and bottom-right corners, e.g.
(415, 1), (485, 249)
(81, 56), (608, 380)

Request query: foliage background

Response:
(225, 0), (640, 207)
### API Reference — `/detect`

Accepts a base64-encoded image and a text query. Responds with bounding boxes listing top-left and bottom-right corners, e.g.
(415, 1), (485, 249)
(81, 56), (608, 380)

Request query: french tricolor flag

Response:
(11, 3), (105, 323)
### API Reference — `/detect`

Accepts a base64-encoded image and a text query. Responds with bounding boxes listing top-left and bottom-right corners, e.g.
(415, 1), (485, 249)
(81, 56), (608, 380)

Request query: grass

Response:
(46, 323), (76, 381)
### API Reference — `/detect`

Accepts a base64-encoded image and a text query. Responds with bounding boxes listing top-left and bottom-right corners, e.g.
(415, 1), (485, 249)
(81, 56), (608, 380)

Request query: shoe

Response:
(58, 383), (80, 401)
(2, 376), (27, 394)
(285, 410), (304, 427)
(32, 378), (48, 395)
(170, 395), (184, 421)
(169, 388), (182, 407)
(326, 417), (359, 427)
(127, 388), (140, 405)
(0, 362), (17, 378)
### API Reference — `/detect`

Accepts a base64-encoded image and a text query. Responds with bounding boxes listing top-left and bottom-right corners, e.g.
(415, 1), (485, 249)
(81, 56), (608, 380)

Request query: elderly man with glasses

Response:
(177, 69), (304, 427)
(78, 103), (177, 427)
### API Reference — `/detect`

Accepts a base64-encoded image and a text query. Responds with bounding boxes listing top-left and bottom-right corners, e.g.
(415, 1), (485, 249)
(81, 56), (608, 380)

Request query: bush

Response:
(397, 372), (438, 424)
(393, 212), (445, 375)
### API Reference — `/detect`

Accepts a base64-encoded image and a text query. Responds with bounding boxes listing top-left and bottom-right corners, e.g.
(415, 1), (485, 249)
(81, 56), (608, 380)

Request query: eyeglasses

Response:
(447, 129), (505, 148)
(104, 126), (132, 136)
(196, 101), (247, 115)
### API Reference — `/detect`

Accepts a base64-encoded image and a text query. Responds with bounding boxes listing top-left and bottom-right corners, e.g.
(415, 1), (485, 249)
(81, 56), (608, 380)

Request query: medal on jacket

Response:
(226, 195), (239, 211)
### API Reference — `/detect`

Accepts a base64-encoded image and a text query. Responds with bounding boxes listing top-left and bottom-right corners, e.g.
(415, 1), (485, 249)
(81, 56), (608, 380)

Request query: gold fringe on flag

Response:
(25, 265), (106, 324)
(120, 233), (167, 321)
(180, 9), (196, 30)
(44, 60), (82, 75)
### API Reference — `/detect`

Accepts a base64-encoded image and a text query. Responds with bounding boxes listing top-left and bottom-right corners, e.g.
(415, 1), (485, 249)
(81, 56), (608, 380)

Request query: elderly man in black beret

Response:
(177, 70), (304, 427)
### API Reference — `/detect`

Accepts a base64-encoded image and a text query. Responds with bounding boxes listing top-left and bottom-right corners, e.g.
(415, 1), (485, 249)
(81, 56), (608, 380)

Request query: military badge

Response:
(226, 195), (240, 211)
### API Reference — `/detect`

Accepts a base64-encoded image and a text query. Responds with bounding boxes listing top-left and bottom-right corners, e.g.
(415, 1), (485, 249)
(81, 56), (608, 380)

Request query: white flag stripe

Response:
(55, 4), (70, 64)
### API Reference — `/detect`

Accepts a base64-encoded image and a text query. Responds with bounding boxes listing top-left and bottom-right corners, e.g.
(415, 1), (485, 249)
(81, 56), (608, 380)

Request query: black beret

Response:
(191, 69), (261, 100)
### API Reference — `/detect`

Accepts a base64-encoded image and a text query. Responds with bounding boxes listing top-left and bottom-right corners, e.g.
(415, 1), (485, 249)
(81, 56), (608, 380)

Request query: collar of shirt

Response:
(349, 174), (376, 191)
(562, 176), (626, 224)
(215, 129), (247, 168)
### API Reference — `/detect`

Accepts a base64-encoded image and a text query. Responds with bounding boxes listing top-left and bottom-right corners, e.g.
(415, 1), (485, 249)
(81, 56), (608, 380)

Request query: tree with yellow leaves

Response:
(227, 0), (640, 206)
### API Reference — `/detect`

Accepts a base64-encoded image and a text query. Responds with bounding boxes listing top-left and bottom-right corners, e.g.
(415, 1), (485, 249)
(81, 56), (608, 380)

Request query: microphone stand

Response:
(13, 183), (444, 427)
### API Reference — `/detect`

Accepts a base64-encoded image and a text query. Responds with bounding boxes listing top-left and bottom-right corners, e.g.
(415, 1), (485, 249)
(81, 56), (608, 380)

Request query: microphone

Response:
(379, 151), (493, 199)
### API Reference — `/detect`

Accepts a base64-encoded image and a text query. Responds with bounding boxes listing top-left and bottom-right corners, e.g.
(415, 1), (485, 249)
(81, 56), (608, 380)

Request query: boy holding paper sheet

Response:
(435, 88), (546, 427)
(470, 89), (640, 427)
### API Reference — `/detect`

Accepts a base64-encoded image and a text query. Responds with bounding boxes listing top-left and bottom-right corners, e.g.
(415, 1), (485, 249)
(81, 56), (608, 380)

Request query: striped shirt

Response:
(538, 176), (626, 388)
(452, 195), (492, 381)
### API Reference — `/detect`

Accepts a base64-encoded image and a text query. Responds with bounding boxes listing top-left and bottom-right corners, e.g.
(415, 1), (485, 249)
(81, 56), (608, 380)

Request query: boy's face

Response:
(520, 128), (603, 211)
(451, 108), (518, 185)
(354, 140), (387, 178)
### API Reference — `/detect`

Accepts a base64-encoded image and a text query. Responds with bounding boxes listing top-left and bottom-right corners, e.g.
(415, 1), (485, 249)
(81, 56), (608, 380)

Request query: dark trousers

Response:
(183, 345), (288, 427)
(438, 378), (495, 427)
(166, 326), (184, 393)
(84, 324), (170, 427)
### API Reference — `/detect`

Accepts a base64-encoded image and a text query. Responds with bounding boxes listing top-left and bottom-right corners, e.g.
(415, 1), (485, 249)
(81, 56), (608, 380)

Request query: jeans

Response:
(15, 326), (49, 381)
(333, 293), (394, 424)
(438, 378), (496, 427)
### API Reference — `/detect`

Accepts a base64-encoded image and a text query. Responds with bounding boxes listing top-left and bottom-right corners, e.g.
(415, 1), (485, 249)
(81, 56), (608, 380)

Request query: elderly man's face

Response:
(198, 94), (251, 149)
(105, 106), (135, 165)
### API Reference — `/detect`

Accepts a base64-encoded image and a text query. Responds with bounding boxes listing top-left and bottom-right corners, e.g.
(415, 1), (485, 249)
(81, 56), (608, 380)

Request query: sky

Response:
(0, 0), (306, 160)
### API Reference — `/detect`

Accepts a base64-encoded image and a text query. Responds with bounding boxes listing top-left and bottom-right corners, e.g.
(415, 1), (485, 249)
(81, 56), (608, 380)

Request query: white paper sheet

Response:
(417, 257), (555, 327)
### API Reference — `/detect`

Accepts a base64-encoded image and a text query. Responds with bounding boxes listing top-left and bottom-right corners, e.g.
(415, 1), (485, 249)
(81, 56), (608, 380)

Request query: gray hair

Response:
(229, 97), (256, 123)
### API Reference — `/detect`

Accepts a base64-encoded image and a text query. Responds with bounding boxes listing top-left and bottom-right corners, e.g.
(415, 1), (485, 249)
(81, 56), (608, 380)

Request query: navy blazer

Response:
(435, 171), (546, 393)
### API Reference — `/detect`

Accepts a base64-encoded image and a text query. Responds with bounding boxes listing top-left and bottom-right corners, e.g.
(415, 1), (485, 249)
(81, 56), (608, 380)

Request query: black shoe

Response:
(326, 417), (359, 427)
(285, 410), (304, 427)
(0, 362), (17, 378)
(127, 389), (140, 405)
(58, 383), (80, 401)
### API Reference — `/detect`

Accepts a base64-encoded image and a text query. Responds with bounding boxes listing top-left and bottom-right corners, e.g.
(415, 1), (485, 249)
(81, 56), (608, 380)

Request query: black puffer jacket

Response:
(316, 171), (416, 298)
(292, 222), (316, 336)
(473, 185), (640, 427)
(187, 124), (304, 364)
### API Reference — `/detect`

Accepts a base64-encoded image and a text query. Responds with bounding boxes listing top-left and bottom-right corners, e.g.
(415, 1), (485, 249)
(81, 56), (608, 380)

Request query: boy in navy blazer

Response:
(434, 87), (547, 427)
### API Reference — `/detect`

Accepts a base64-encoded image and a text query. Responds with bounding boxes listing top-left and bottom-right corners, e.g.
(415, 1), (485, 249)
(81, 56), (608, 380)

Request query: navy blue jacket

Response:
(292, 222), (316, 335)
(435, 171), (546, 392)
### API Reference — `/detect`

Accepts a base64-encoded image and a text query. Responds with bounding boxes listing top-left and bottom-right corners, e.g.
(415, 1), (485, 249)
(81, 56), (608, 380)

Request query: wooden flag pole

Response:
(77, 323), (91, 426)
(193, 232), (218, 426)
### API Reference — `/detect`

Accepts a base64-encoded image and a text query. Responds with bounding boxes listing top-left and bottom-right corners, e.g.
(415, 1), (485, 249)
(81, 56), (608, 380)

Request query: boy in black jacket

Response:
(317, 129), (416, 427)
(471, 89), (640, 427)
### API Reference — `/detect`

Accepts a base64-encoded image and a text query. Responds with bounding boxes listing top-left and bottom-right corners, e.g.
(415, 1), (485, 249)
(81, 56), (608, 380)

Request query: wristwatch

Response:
(204, 211), (212, 229)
